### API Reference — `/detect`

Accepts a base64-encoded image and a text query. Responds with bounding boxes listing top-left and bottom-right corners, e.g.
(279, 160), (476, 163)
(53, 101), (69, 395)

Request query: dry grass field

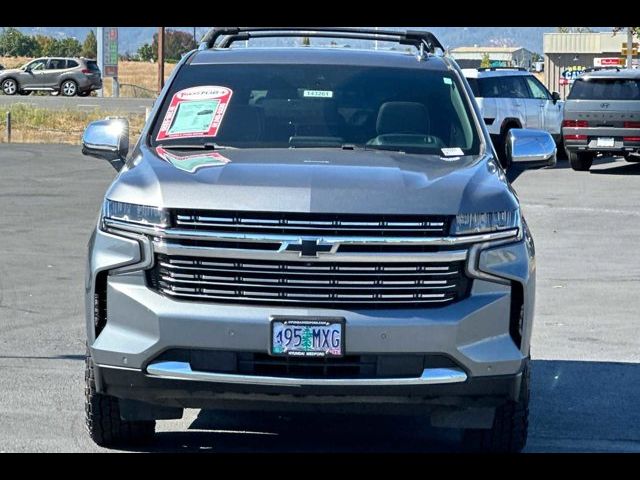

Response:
(0, 104), (146, 144)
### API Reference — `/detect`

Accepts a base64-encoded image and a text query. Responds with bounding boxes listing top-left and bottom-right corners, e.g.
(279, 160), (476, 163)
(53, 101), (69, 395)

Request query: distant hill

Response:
(12, 27), (613, 55)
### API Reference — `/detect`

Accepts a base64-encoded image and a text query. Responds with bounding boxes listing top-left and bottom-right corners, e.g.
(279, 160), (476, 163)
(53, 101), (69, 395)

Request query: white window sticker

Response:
(441, 147), (464, 157)
(303, 90), (334, 99)
(156, 86), (233, 141)
(443, 77), (453, 85)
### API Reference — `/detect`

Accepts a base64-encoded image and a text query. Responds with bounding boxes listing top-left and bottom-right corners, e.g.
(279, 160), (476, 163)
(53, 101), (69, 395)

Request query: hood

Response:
(0, 68), (21, 76)
(105, 145), (518, 216)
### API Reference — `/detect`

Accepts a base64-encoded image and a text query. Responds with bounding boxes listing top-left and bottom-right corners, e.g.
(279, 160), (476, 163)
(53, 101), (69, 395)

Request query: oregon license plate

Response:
(270, 318), (344, 357)
(597, 137), (615, 147)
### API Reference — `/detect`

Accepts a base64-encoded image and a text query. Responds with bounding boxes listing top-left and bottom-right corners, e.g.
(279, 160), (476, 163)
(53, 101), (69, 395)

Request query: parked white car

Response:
(463, 67), (563, 168)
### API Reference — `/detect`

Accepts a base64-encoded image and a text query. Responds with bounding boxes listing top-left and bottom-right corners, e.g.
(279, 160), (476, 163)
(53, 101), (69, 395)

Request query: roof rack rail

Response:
(584, 66), (622, 72)
(477, 66), (527, 71)
(200, 27), (444, 54)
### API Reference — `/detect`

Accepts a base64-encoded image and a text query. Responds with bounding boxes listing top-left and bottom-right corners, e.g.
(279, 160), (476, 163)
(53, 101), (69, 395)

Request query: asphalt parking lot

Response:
(0, 143), (639, 452)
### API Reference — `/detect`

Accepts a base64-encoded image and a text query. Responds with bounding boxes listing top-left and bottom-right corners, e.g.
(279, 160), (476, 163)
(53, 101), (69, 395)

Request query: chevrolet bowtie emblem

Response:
(280, 239), (334, 257)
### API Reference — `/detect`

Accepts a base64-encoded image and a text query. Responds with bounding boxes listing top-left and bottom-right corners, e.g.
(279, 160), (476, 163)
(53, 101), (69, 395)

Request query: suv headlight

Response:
(102, 199), (169, 230)
(451, 209), (521, 236)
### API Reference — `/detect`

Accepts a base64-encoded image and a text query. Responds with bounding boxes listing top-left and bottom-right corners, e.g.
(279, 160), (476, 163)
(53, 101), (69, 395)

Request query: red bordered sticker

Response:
(156, 86), (233, 141)
(156, 147), (231, 173)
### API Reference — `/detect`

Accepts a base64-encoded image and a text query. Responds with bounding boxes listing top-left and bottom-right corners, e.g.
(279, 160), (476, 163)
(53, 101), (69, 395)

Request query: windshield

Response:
(150, 63), (481, 155)
(568, 78), (640, 100)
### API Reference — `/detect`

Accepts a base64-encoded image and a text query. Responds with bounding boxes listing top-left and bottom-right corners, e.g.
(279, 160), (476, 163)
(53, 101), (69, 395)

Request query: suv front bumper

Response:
(86, 226), (535, 412)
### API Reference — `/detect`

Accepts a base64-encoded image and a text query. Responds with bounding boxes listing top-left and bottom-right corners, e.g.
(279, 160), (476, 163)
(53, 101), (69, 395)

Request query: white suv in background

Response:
(463, 67), (563, 168)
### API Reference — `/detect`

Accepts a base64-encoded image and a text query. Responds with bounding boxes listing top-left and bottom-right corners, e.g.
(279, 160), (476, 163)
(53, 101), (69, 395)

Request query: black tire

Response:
(568, 151), (594, 171)
(462, 361), (530, 453)
(85, 349), (155, 447)
(1, 78), (18, 95)
(18, 90), (31, 96)
(60, 79), (78, 97)
(78, 90), (90, 97)
(555, 137), (567, 160)
(497, 125), (516, 170)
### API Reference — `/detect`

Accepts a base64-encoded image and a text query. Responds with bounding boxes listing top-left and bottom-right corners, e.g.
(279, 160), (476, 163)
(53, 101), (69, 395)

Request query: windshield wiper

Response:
(155, 142), (234, 150)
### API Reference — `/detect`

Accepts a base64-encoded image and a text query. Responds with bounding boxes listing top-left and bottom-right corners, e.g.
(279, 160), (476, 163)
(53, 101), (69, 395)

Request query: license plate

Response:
(271, 318), (344, 357)
(597, 137), (615, 147)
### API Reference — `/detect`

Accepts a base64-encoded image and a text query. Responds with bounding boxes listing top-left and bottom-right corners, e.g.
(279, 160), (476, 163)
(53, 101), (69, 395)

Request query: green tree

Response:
(82, 30), (97, 58)
(56, 37), (82, 57)
(301, 36), (311, 46)
(613, 27), (640, 37)
(137, 43), (155, 62)
(34, 34), (55, 56)
(0, 27), (39, 56)
(480, 52), (491, 68)
(150, 29), (196, 62)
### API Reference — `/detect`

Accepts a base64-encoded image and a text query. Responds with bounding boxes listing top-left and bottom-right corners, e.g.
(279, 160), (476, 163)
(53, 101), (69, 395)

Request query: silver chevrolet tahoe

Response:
(81, 28), (556, 452)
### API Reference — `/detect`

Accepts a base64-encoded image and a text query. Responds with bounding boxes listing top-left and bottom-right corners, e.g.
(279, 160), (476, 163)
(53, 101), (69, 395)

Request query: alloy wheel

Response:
(2, 79), (17, 95)
(62, 81), (77, 96)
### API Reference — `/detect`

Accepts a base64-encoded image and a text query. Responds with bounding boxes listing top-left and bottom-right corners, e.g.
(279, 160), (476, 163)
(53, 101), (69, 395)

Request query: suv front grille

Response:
(148, 254), (470, 308)
(173, 210), (451, 237)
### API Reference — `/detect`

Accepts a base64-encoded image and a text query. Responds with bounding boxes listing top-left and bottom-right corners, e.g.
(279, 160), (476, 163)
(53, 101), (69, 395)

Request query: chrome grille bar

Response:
(148, 255), (469, 308)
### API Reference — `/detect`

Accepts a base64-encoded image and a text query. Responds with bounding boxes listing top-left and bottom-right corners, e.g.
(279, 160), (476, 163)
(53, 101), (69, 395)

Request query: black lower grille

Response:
(153, 349), (459, 379)
(147, 255), (470, 308)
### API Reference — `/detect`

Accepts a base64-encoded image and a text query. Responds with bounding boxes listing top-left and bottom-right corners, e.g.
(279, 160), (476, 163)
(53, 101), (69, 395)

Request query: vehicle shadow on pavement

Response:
(507, 157), (620, 184)
(124, 359), (640, 453)
(589, 161), (640, 176)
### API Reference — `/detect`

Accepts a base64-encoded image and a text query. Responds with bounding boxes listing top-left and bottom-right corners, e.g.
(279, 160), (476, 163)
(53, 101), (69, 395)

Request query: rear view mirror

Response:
(506, 129), (556, 168)
(82, 118), (129, 171)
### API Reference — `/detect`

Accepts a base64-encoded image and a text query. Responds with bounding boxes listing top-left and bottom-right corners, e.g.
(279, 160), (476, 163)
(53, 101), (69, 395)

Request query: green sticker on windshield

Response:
(167, 100), (219, 135)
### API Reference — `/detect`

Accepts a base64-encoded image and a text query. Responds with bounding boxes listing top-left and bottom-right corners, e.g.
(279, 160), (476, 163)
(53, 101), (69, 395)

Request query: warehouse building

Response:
(449, 46), (535, 69)
(543, 31), (639, 97)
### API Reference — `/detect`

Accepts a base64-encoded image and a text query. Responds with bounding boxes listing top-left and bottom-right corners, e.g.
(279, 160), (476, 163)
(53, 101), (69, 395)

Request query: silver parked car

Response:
(81, 28), (556, 452)
(0, 57), (102, 97)
(563, 68), (640, 171)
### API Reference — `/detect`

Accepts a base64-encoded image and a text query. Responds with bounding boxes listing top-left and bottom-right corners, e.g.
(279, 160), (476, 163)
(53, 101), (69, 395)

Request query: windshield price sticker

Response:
(156, 86), (233, 141)
(156, 147), (230, 173)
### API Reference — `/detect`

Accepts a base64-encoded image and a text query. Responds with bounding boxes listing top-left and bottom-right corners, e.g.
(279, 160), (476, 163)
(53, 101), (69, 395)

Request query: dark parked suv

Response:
(563, 68), (640, 171)
(0, 57), (102, 97)
(80, 28), (556, 452)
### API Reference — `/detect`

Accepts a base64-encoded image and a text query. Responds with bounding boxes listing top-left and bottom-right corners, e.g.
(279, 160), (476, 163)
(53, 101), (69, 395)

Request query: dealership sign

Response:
(561, 65), (587, 80)
(101, 27), (118, 77)
(594, 57), (623, 67)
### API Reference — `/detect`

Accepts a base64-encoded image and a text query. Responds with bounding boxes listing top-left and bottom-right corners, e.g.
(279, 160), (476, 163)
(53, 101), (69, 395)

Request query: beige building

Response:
(450, 46), (534, 69)
(543, 31), (637, 96)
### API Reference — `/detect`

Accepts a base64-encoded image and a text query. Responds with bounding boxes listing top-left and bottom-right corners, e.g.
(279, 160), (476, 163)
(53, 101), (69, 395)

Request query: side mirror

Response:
(551, 91), (561, 104)
(506, 128), (557, 168)
(82, 118), (129, 171)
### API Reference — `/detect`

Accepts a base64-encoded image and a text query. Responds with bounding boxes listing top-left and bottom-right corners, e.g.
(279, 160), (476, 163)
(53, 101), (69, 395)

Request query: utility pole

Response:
(97, 27), (104, 97)
(627, 27), (634, 68)
(158, 27), (165, 93)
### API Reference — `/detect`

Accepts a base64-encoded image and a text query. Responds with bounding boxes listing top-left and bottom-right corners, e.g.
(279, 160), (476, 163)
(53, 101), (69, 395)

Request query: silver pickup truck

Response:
(563, 68), (640, 171)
